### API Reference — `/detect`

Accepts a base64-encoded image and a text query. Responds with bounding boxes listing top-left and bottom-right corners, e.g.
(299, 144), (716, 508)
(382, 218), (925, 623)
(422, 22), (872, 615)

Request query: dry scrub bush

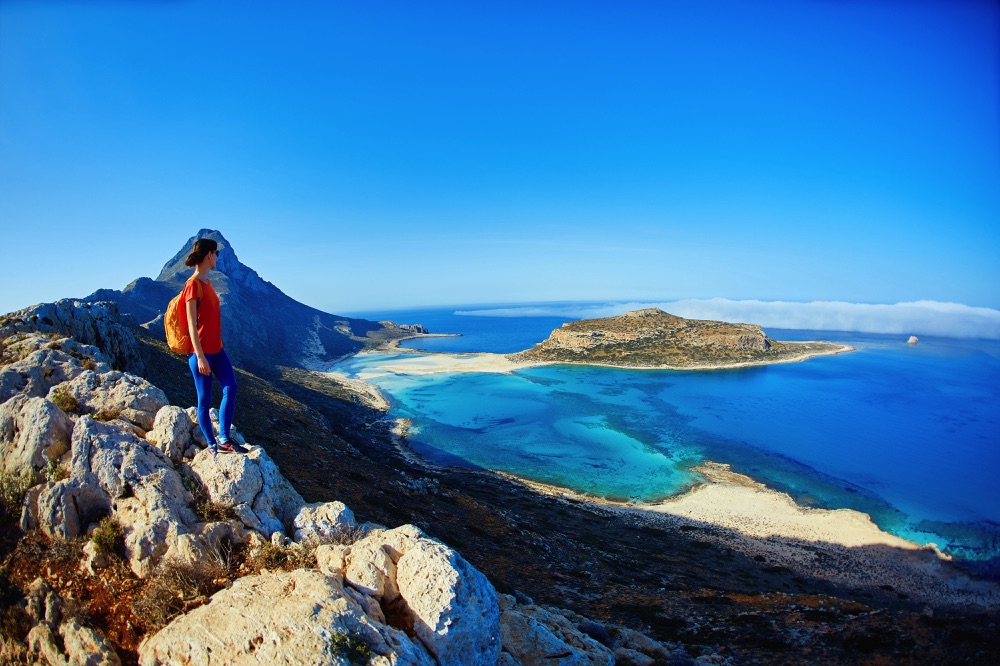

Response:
(0, 471), (30, 529)
(50, 386), (79, 414)
(254, 526), (368, 573)
(131, 558), (228, 632)
(92, 407), (120, 422)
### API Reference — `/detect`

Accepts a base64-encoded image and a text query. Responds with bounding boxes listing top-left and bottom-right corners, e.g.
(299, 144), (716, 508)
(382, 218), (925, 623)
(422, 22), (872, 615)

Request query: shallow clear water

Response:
(342, 307), (1000, 559)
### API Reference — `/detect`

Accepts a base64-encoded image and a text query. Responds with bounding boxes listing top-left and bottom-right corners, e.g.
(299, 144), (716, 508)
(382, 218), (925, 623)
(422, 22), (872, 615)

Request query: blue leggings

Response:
(188, 348), (237, 445)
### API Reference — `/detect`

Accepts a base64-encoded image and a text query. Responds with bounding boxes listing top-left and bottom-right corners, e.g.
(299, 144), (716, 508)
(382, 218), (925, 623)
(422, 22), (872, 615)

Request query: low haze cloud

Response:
(456, 300), (1000, 339)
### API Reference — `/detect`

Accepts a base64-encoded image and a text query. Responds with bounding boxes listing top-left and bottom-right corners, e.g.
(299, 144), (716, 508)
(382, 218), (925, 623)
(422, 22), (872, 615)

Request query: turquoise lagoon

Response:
(339, 307), (1000, 561)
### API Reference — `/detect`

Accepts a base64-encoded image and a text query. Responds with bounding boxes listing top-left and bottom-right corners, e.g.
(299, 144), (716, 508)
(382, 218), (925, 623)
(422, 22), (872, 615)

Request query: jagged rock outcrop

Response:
(138, 569), (435, 666)
(0, 301), (144, 374)
(293, 501), (357, 542)
(0, 337), (111, 404)
(0, 394), (73, 480)
(53, 369), (169, 431)
(498, 594), (614, 666)
(325, 525), (502, 666)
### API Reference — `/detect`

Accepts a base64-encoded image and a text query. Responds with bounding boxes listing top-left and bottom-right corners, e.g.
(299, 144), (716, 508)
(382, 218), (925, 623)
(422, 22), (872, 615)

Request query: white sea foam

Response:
(455, 299), (1000, 339)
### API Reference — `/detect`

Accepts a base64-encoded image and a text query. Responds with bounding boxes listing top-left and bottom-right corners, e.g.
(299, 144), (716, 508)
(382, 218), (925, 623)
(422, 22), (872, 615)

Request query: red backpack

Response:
(164, 279), (202, 354)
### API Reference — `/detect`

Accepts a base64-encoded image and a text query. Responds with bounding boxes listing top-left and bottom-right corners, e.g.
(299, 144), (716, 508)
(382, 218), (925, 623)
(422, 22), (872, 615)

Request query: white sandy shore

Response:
(504, 463), (1000, 609)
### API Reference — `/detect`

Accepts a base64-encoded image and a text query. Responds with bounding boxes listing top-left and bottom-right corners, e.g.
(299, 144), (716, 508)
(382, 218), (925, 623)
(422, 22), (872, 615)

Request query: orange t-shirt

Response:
(182, 278), (223, 354)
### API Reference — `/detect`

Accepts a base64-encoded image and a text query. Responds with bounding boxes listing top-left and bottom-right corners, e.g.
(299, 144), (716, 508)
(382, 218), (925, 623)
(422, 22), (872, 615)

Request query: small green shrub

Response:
(330, 632), (374, 665)
(0, 471), (30, 529)
(50, 387), (79, 414)
(44, 457), (69, 483)
(46, 341), (61, 351)
(81, 358), (97, 371)
(90, 517), (125, 557)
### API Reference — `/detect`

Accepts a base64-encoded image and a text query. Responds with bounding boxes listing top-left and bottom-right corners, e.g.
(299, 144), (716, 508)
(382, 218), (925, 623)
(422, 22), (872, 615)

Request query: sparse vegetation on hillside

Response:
(0, 471), (30, 530)
(91, 517), (125, 558)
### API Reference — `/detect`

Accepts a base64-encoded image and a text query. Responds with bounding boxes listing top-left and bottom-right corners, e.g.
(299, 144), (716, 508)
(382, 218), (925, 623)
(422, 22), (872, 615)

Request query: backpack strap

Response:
(187, 278), (204, 326)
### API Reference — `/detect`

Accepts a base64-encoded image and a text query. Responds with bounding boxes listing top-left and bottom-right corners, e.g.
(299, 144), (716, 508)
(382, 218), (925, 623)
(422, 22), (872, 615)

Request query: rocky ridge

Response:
(515, 308), (846, 369)
(0, 317), (683, 664)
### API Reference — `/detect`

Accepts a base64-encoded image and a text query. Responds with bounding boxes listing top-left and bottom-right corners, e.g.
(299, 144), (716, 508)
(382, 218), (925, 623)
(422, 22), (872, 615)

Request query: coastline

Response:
(322, 341), (999, 609)
(351, 337), (855, 376)
(496, 464), (1000, 610)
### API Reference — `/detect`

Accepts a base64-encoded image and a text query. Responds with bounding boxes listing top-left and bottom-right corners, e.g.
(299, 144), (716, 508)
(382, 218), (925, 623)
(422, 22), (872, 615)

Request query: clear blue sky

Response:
(1, 0), (998, 315)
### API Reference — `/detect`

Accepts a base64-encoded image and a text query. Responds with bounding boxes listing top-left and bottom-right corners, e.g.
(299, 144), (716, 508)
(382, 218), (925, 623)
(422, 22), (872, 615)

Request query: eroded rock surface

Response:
(138, 569), (433, 666)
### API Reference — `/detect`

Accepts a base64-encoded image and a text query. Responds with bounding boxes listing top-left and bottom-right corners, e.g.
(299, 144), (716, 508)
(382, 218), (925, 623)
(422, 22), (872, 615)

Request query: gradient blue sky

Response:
(1, 0), (998, 316)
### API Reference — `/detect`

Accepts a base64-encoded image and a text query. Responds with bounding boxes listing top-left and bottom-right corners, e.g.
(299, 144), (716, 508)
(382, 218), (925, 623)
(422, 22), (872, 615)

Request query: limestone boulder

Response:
(21, 417), (199, 576)
(59, 618), (122, 666)
(190, 449), (263, 506)
(0, 299), (143, 374)
(339, 525), (501, 666)
(0, 394), (73, 479)
(293, 501), (358, 543)
(498, 597), (614, 666)
(248, 446), (304, 536)
(183, 406), (249, 449)
(187, 445), (303, 538)
(0, 346), (97, 404)
(138, 569), (434, 666)
(145, 406), (191, 463)
(54, 370), (168, 430)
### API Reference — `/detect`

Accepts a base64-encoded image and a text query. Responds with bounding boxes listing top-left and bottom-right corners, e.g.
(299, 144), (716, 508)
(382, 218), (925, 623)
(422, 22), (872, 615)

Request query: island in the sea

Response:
(510, 307), (852, 369)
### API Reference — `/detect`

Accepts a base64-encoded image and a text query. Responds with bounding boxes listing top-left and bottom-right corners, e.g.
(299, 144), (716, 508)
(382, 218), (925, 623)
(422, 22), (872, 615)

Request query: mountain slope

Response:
(84, 229), (413, 376)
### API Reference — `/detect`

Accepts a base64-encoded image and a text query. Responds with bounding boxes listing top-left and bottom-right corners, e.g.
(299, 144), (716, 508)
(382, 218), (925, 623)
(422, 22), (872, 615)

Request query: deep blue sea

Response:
(341, 305), (1000, 560)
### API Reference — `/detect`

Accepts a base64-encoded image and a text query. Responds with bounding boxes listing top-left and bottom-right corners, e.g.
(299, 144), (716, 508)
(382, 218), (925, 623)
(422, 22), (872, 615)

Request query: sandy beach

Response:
(503, 463), (1000, 610)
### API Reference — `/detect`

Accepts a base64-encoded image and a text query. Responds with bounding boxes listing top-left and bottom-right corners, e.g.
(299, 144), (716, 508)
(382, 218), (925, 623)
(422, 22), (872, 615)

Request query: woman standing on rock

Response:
(183, 238), (247, 456)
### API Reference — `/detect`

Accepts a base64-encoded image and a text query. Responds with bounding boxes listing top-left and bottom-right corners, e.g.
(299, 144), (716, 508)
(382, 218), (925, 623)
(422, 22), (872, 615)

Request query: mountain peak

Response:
(154, 230), (270, 295)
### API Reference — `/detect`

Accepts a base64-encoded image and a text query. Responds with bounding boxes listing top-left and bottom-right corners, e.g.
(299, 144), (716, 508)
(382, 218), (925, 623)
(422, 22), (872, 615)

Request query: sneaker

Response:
(207, 445), (218, 459)
(218, 440), (249, 454)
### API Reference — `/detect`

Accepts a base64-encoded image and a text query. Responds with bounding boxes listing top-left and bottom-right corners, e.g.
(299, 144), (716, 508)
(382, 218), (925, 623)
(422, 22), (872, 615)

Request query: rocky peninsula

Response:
(512, 308), (852, 370)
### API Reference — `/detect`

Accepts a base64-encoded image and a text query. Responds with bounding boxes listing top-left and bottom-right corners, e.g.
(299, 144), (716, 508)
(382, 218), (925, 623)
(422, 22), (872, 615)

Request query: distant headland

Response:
(510, 308), (853, 370)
